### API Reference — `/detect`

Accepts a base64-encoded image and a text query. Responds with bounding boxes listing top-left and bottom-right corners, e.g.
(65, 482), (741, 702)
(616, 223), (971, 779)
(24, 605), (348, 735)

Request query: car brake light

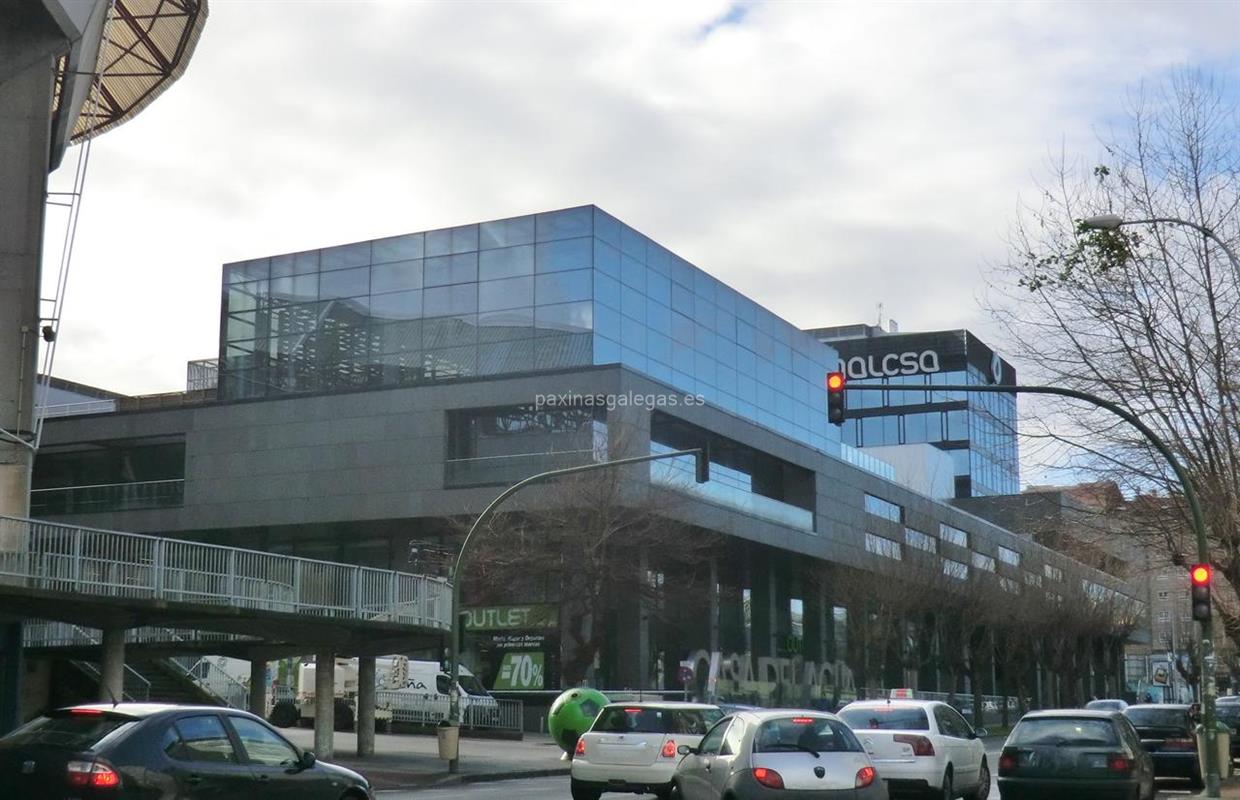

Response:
(752, 767), (784, 789)
(1108, 754), (1133, 772)
(624, 708), (642, 713)
(998, 752), (1017, 774)
(67, 761), (120, 788)
(574, 738), (586, 757)
(790, 717), (815, 724)
(661, 739), (678, 758)
(70, 708), (104, 715)
(893, 733), (935, 756)
(1164, 738), (1196, 751)
(855, 766), (876, 788)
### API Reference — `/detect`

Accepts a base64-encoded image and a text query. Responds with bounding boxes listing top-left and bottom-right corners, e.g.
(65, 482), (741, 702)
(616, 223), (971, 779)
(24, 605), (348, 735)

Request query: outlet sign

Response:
(463, 604), (559, 631)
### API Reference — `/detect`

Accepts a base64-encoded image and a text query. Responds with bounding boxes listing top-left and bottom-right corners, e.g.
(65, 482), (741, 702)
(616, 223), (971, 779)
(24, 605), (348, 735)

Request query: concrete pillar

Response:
(637, 547), (651, 689)
(99, 628), (125, 703)
(708, 558), (720, 655)
(248, 658), (266, 717)
(313, 651), (334, 759)
(356, 656), (375, 757)
(0, 622), (22, 733)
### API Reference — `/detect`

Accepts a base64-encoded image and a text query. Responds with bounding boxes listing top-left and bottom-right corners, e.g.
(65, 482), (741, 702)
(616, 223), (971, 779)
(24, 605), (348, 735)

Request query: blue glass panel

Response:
(536, 237), (593, 273)
(647, 331), (672, 364)
(697, 301), (717, 332)
(535, 269), (592, 304)
(738, 375), (756, 402)
(536, 333), (592, 369)
(270, 254), (294, 279)
(647, 360), (673, 383)
(695, 353), (717, 386)
(425, 228), (452, 257)
(716, 309), (736, 339)
(479, 276), (534, 311)
(672, 342), (694, 372)
(620, 225), (647, 260)
(716, 338), (737, 367)
(321, 241), (370, 270)
(671, 256), (694, 288)
(477, 308), (534, 343)
(535, 301), (593, 334)
(593, 208), (621, 247)
(372, 319), (421, 354)
(479, 245), (534, 280)
(736, 347), (756, 376)
(425, 345), (477, 378)
(320, 266), (369, 299)
(773, 341), (792, 370)
(479, 215), (535, 249)
(671, 283), (694, 315)
(595, 335), (621, 364)
(373, 232), (424, 263)
(594, 239), (621, 278)
(736, 320), (756, 350)
(593, 301), (621, 340)
(716, 285), (736, 314)
(423, 253), (477, 286)
(423, 314), (478, 348)
(450, 224), (479, 254)
(478, 339), (534, 374)
(269, 276), (317, 305)
(536, 207), (592, 242)
(695, 325), (716, 357)
(424, 284), (476, 316)
(620, 255), (646, 291)
(646, 270), (671, 306)
(672, 370), (696, 393)
(646, 301), (671, 333)
(718, 366), (737, 394)
(621, 347), (647, 371)
(371, 259), (423, 294)
(694, 270), (718, 302)
(595, 270), (621, 309)
(620, 285), (646, 322)
(647, 243), (672, 275)
(735, 297), (756, 325)
(671, 312), (693, 345)
(292, 250), (319, 276)
(620, 315), (647, 350)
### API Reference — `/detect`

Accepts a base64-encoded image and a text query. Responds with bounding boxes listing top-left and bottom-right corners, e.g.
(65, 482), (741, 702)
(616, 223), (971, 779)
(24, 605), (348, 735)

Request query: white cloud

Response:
(45, 0), (1239, 394)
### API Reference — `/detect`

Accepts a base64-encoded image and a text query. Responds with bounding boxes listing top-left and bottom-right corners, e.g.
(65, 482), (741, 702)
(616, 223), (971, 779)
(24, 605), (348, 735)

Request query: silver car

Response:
(673, 709), (888, 799)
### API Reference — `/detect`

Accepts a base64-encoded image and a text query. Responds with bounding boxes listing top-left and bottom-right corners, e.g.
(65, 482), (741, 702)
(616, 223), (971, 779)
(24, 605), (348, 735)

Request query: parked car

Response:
(1122, 704), (1203, 789)
(672, 709), (885, 799)
(1085, 699), (1129, 712)
(0, 702), (373, 800)
(569, 701), (723, 800)
(1210, 702), (1240, 762)
(996, 709), (1154, 800)
(838, 699), (989, 799)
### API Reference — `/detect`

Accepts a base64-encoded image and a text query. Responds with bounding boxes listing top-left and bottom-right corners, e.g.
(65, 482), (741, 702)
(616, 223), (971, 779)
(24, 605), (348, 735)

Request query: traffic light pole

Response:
(445, 447), (706, 773)
(842, 381), (1220, 796)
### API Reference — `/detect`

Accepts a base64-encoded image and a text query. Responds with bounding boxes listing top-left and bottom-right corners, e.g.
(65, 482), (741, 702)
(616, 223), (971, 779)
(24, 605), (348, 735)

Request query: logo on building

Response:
(838, 350), (941, 380)
(990, 351), (1003, 384)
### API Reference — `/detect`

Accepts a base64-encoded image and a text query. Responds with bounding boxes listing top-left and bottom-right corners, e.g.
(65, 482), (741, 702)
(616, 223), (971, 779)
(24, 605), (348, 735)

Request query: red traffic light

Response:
(1191, 564), (1211, 585)
(827, 372), (845, 392)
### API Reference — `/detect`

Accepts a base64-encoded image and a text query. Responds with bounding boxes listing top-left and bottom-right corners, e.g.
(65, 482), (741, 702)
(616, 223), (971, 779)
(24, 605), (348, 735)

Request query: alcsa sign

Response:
(839, 350), (941, 380)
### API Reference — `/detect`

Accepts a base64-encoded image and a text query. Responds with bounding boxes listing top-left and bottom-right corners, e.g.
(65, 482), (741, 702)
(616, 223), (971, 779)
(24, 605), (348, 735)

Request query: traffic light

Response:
(695, 446), (710, 484)
(1190, 563), (1212, 622)
(827, 372), (846, 425)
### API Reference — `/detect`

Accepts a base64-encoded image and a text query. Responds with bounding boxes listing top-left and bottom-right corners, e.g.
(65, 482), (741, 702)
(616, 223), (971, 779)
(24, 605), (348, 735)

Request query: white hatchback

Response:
(838, 700), (990, 800)
(570, 702), (723, 800)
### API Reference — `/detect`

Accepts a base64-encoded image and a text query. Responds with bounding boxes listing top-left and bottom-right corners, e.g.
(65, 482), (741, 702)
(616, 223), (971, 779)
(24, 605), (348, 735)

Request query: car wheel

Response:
(940, 767), (954, 800)
(570, 782), (601, 800)
(971, 758), (990, 800)
(654, 786), (674, 800)
(269, 699), (299, 728)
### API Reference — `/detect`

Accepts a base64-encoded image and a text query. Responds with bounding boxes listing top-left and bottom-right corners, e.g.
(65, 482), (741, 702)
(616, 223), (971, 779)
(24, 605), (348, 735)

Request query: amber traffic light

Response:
(827, 372), (846, 425)
(1190, 563), (1212, 622)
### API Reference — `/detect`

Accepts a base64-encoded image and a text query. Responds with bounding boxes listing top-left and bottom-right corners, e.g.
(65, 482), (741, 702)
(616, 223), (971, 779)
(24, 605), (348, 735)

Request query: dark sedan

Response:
(998, 709), (1154, 800)
(1123, 704), (1203, 789)
(1214, 702), (1240, 761)
(0, 702), (373, 800)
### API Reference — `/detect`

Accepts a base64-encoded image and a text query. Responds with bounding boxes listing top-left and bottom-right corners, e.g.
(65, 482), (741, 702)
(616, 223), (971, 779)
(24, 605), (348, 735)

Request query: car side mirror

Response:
(972, 728), (988, 739)
(299, 751), (316, 769)
(677, 744), (694, 756)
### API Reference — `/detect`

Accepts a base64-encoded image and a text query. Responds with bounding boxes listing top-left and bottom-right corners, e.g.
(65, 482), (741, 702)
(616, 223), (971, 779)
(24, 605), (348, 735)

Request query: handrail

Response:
(30, 478), (184, 492)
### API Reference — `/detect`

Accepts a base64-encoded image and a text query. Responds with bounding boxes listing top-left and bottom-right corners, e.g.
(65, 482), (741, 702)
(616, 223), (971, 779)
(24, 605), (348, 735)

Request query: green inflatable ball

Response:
(548, 687), (609, 754)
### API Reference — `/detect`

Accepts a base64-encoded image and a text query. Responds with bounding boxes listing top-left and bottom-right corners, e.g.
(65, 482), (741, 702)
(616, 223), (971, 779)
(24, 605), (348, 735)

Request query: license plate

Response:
(1086, 754), (1108, 768)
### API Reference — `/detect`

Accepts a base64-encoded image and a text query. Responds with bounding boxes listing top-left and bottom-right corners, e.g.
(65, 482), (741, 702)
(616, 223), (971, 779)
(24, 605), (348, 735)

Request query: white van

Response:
(376, 657), (501, 725)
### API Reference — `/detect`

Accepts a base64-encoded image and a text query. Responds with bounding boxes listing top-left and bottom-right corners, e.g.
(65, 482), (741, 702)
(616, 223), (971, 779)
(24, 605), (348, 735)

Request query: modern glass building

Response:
(809, 325), (1019, 498)
(220, 205), (841, 455)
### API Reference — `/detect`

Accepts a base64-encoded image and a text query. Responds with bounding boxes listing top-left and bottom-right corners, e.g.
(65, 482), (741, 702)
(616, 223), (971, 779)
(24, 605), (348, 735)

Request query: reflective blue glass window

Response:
(320, 266), (369, 299)
(620, 315), (647, 350)
(647, 301), (671, 333)
(620, 256), (645, 291)
(536, 238), (592, 273)
(646, 270), (671, 306)
(478, 308), (534, 341)
(593, 208), (621, 247)
(479, 339), (534, 374)
(424, 284), (476, 316)
(425, 228), (452, 257)
(479, 215), (535, 250)
(270, 254), (295, 279)
(479, 245), (534, 281)
(647, 243), (672, 275)
(321, 241), (370, 270)
(672, 312), (693, 346)
(736, 320), (755, 350)
(371, 259), (422, 294)
(373, 232), (424, 263)
(367, 290), (422, 321)
(479, 276), (534, 311)
(672, 283), (694, 315)
(620, 225), (647, 259)
(535, 269), (592, 305)
(695, 353), (717, 386)
(620, 285), (645, 322)
(535, 301), (593, 334)
(423, 314), (477, 348)
(695, 324), (716, 357)
(372, 320), (421, 354)
(672, 342), (694, 373)
(594, 271), (621, 309)
(594, 240), (620, 278)
(536, 333), (591, 369)
(647, 331), (671, 364)
(621, 346), (647, 372)
(718, 366), (737, 394)
(424, 253), (477, 287)
(536, 207), (592, 242)
(425, 345), (476, 377)
(947, 410), (968, 439)
(595, 335), (621, 364)
(671, 256), (694, 288)
(450, 224), (478, 254)
(593, 302), (621, 340)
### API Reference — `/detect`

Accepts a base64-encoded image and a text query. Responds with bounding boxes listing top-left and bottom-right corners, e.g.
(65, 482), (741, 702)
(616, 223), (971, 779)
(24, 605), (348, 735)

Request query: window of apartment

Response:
(997, 546), (1020, 567)
(942, 559), (968, 580)
(1044, 563), (1063, 582)
(971, 552), (995, 572)
(1046, 592), (1064, 604)
(1158, 611), (1170, 623)
(905, 527), (936, 553)
(1157, 590), (1170, 600)
(445, 404), (606, 486)
(939, 523), (968, 548)
(1024, 571), (1042, 588)
(999, 577), (1020, 594)
(865, 533), (902, 560)
(864, 494), (902, 523)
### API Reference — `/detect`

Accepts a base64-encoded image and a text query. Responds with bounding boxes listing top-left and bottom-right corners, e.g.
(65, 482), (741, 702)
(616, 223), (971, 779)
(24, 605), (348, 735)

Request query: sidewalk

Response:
(283, 729), (570, 790)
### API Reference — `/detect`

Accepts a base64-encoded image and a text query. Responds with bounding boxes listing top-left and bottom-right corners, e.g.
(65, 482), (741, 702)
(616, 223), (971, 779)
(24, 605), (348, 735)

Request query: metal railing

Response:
(30, 479), (185, 515)
(0, 516), (452, 630)
(23, 620), (257, 648)
(374, 691), (523, 732)
(36, 399), (118, 418)
(171, 656), (249, 709)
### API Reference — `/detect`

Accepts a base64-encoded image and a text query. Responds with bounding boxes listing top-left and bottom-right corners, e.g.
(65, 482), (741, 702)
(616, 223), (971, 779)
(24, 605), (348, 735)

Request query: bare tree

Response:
(986, 69), (1240, 642)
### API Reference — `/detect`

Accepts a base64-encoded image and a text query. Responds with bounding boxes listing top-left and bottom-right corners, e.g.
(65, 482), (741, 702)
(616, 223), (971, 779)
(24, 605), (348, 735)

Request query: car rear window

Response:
(673, 708), (724, 735)
(754, 716), (863, 754)
(1009, 718), (1119, 747)
(1217, 706), (1240, 726)
(838, 705), (929, 731)
(3, 713), (135, 749)
(594, 706), (675, 734)
(1125, 708), (1189, 731)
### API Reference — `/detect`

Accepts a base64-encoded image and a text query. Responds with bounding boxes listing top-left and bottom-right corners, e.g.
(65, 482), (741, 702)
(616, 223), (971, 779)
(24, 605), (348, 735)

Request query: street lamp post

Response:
(444, 447), (707, 773)
(1082, 213), (1238, 797)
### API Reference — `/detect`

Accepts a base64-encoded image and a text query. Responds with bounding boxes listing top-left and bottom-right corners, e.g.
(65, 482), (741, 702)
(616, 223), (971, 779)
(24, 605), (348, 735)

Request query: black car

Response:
(997, 709), (1155, 800)
(1213, 702), (1240, 761)
(1123, 703), (1202, 789)
(0, 702), (373, 800)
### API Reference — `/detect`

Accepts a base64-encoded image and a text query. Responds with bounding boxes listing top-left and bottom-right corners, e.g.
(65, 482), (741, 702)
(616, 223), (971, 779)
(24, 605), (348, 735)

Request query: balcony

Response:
(650, 451), (815, 532)
(30, 479), (185, 516)
(444, 450), (598, 488)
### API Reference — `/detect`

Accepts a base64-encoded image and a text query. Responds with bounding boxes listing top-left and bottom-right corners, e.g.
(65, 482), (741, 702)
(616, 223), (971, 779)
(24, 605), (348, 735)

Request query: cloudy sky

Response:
(45, 0), (1239, 396)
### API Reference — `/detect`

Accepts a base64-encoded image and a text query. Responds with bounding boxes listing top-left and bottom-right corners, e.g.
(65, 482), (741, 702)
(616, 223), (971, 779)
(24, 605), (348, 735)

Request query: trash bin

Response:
(437, 720), (460, 761)
(1195, 721), (1232, 780)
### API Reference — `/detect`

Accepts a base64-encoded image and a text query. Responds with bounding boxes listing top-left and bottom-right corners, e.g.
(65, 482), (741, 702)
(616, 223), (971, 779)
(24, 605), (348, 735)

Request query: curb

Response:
(374, 766), (571, 792)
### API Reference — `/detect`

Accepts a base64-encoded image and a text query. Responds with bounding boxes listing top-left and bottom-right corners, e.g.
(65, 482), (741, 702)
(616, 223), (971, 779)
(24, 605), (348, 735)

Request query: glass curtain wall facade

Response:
(220, 206), (841, 455)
